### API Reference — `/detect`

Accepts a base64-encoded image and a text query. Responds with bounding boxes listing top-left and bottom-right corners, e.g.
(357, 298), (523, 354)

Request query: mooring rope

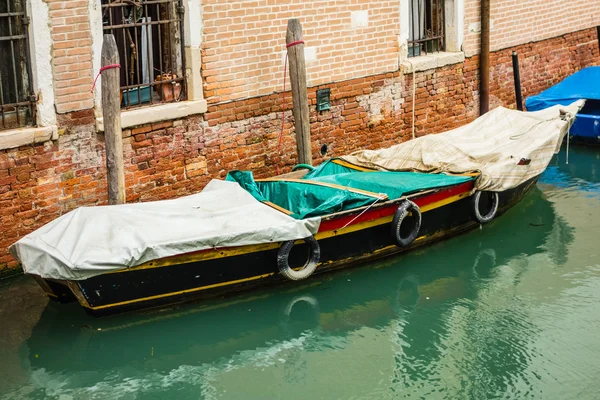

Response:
(276, 40), (305, 175)
(334, 194), (387, 234)
(90, 63), (121, 93)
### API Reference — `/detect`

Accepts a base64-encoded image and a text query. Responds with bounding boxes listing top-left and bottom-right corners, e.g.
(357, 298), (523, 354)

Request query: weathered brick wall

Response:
(201, 0), (400, 103)
(0, 28), (598, 275)
(48, 0), (95, 113)
(201, 0), (600, 104)
(40, 0), (600, 113)
(464, 0), (600, 56)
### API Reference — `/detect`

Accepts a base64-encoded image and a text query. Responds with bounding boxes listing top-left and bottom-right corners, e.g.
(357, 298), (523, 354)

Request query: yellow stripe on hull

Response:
(331, 159), (376, 172)
(85, 273), (276, 311)
(107, 189), (471, 275)
(82, 221), (476, 312)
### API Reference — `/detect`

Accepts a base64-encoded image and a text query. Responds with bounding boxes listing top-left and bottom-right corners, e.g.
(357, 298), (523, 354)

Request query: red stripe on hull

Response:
(144, 182), (475, 262)
(318, 181), (474, 233)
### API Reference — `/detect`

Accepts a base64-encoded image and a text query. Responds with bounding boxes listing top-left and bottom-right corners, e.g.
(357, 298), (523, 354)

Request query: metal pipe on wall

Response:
(479, 0), (490, 115)
(512, 51), (523, 111)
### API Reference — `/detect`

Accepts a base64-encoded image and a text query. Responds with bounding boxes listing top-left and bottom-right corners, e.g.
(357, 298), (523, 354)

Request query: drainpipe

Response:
(479, 0), (490, 115)
(512, 51), (523, 111)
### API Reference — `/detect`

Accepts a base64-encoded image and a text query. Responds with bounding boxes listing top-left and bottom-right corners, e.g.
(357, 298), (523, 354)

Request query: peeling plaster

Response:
(89, 0), (104, 116)
(357, 78), (404, 124)
(28, 0), (56, 127)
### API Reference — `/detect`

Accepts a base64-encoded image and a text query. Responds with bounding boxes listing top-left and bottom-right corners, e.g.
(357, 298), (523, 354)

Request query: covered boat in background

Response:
(526, 66), (600, 142)
(10, 102), (582, 316)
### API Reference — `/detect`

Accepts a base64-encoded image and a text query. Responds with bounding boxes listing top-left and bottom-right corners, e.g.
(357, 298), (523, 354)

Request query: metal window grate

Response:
(408, 0), (445, 57)
(0, 0), (36, 131)
(101, 0), (186, 109)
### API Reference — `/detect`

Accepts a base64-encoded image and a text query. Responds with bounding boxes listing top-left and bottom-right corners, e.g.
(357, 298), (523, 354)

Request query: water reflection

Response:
(543, 147), (600, 191)
(4, 185), (573, 399)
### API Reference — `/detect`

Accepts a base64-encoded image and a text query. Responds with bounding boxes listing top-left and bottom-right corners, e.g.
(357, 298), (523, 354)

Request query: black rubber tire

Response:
(277, 236), (321, 281)
(471, 191), (499, 224)
(391, 200), (422, 247)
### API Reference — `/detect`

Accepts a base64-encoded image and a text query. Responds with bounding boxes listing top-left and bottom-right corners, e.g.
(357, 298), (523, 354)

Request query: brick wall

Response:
(40, 0), (600, 114)
(201, 0), (400, 103)
(48, 0), (95, 113)
(464, 0), (600, 56)
(201, 0), (600, 104)
(1, 28), (598, 276)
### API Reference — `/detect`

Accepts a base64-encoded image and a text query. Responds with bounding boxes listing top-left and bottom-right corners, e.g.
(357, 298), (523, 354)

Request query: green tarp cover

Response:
(227, 170), (380, 219)
(303, 159), (361, 178)
(227, 165), (473, 219)
(309, 171), (473, 200)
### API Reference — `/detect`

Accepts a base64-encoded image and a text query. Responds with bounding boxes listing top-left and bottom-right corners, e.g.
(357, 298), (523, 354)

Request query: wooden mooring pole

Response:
(101, 34), (125, 205)
(286, 19), (312, 166)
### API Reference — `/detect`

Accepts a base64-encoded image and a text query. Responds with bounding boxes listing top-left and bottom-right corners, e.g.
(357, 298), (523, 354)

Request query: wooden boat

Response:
(526, 67), (600, 143)
(26, 186), (565, 373)
(10, 103), (581, 316)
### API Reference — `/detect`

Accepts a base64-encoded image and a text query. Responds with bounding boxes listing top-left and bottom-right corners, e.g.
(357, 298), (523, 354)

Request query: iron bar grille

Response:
(408, 0), (445, 57)
(101, 0), (186, 109)
(0, 0), (36, 131)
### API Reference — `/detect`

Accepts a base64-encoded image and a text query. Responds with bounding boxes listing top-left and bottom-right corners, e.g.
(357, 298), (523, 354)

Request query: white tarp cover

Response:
(10, 180), (321, 281)
(342, 101), (583, 192)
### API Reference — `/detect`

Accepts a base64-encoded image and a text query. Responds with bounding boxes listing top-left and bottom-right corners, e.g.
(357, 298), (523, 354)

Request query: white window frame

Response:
(0, 0), (58, 151)
(93, 0), (206, 131)
(399, 0), (465, 73)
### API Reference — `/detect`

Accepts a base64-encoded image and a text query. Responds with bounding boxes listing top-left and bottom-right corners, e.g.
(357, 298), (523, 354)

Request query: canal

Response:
(1, 146), (600, 399)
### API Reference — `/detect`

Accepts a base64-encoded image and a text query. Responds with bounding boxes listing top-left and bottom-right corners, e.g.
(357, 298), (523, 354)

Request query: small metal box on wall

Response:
(316, 88), (331, 112)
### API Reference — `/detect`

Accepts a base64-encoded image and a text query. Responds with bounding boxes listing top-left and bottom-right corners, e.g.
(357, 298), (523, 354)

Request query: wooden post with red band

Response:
(286, 19), (312, 166)
(100, 34), (126, 205)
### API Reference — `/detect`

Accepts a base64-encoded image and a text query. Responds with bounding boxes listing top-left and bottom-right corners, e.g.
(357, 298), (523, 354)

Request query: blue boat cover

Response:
(526, 67), (600, 111)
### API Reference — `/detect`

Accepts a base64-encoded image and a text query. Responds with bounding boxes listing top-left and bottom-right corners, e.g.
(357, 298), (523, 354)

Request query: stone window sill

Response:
(0, 126), (58, 151)
(401, 51), (465, 73)
(96, 99), (207, 132)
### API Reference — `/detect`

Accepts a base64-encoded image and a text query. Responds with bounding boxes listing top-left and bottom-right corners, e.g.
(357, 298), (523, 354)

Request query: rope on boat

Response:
(566, 129), (570, 165)
(404, 59), (417, 140)
(412, 65), (416, 140)
(276, 40), (305, 175)
(335, 195), (386, 234)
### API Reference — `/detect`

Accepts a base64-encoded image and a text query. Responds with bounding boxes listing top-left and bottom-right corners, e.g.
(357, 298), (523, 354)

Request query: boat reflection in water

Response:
(12, 184), (573, 399)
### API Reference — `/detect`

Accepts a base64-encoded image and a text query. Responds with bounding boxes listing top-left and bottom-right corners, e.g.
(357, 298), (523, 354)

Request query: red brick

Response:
(1, 26), (598, 274)
(132, 125), (153, 135)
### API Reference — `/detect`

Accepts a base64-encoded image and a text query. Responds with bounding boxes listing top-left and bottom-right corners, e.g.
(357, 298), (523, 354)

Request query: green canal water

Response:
(2, 147), (600, 399)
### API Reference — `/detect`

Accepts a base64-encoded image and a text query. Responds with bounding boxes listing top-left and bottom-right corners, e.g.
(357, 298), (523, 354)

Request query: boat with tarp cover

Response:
(526, 66), (600, 143)
(10, 102), (582, 316)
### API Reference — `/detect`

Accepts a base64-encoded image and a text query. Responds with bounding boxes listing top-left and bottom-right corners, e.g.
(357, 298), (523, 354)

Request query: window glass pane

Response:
(408, 0), (445, 57)
(0, 0), (34, 130)
(101, 0), (186, 109)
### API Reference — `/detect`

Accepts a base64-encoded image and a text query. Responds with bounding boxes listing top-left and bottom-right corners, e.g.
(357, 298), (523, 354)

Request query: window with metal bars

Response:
(408, 0), (445, 57)
(101, 0), (186, 109)
(0, 0), (35, 131)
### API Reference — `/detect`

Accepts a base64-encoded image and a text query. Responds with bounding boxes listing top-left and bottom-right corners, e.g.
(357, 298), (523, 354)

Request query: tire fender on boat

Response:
(471, 191), (499, 224)
(391, 200), (422, 247)
(277, 236), (321, 281)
